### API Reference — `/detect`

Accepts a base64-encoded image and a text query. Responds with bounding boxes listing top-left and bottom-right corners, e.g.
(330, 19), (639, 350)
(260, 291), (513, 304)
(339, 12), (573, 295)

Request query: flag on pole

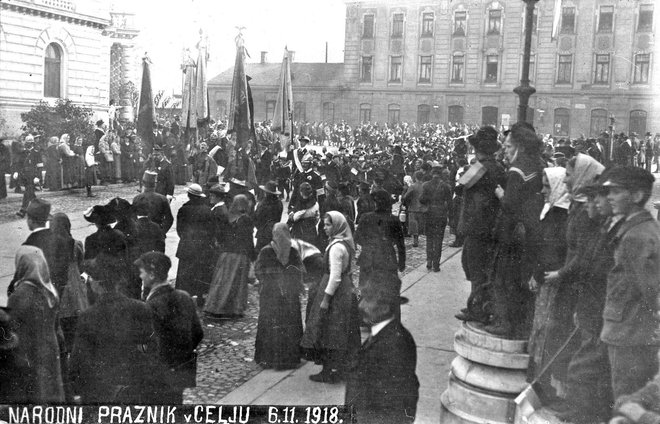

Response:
(195, 41), (210, 127)
(181, 53), (197, 129)
(137, 55), (156, 154)
(272, 47), (294, 151)
(227, 33), (254, 182)
(551, 0), (562, 40)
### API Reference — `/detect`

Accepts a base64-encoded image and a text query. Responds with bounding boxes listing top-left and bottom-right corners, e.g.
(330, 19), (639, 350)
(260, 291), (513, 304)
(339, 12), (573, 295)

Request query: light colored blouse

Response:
(324, 241), (350, 296)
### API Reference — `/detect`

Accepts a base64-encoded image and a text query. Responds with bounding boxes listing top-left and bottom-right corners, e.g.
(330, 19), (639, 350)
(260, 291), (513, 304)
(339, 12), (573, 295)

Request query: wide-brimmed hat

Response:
(469, 126), (501, 155)
(186, 183), (206, 198)
(259, 181), (281, 195)
(84, 205), (116, 226)
(105, 197), (132, 218)
(26, 198), (52, 222)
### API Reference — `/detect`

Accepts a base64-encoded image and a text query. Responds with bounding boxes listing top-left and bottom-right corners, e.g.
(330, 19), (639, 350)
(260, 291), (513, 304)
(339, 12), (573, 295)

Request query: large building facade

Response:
(210, 0), (658, 138)
(0, 0), (139, 136)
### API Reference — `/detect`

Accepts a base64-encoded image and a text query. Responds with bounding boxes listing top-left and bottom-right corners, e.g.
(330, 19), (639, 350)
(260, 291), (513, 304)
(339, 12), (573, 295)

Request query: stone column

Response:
(440, 323), (529, 423)
(119, 43), (136, 122)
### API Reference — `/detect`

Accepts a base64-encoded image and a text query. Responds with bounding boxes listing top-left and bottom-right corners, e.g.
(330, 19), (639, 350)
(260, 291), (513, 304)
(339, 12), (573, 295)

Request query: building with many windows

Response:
(209, 0), (658, 137)
(0, 0), (139, 136)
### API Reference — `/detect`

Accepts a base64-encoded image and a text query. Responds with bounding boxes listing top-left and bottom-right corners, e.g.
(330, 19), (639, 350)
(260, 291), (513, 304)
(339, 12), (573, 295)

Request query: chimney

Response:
(260, 51), (268, 64)
(288, 50), (295, 62)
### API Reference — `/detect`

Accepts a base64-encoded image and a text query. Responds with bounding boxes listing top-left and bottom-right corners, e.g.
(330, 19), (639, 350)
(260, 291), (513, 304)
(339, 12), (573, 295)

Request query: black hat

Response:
(209, 183), (230, 195)
(106, 197), (132, 219)
(469, 126), (500, 155)
(84, 205), (116, 226)
(601, 166), (655, 195)
(259, 181), (281, 195)
(26, 198), (52, 222)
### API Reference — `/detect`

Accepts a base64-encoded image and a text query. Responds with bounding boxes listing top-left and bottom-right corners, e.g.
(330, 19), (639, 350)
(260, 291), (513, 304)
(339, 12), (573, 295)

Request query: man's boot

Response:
(86, 186), (96, 198)
(413, 235), (419, 247)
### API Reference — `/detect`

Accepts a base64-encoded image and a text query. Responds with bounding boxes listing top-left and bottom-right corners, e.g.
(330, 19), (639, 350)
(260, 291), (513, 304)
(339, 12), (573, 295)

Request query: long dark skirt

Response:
(176, 255), (212, 299)
(255, 280), (303, 369)
(204, 252), (249, 316)
(301, 272), (360, 369)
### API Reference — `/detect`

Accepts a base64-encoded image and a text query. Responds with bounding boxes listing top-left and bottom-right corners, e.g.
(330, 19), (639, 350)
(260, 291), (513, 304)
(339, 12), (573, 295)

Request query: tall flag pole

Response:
(195, 32), (210, 129)
(272, 47), (294, 153)
(181, 50), (197, 130)
(137, 54), (156, 154)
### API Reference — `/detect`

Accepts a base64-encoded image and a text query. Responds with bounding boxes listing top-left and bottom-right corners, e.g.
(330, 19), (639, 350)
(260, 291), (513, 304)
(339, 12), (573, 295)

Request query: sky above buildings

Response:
(118, 0), (347, 94)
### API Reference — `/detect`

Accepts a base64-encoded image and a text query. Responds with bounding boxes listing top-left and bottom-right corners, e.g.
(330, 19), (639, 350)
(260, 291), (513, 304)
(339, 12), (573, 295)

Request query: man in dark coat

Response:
(289, 155), (323, 213)
(132, 202), (166, 254)
(13, 136), (43, 218)
(152, 145), (175, 198)
(175, 184), (214, 301)
(354, 189), (405, 290)
(419, 166), (452, 272)
(455, 127), (506, 323)
(133, 171), (174, 234)
(136, 252), (203, 404)
(13, 199), (72, 296)
(345, 277), (419, 424)
(600, 167), (660, 399)
(70, 253), (162, 404)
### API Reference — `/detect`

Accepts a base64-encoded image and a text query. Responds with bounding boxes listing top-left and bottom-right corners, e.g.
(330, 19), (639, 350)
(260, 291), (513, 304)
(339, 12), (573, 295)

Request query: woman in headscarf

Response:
(485, 123), (545, 339)
(254, 223), (305, 370)
(44, 136), (62, 191)
(536, 153), (605, 399)
(83, 138), (98, 197)
(58, 134), (76, 189)
(8, 245), (65, 403)
(527, 166), (571, 399)
(301, 211), (361, 383)
(204, 194), (255, 318)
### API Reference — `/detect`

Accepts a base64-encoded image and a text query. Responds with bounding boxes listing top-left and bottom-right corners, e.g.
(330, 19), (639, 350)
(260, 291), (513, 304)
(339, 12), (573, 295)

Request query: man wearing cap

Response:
(289, 136), (311, 175)
(175, 184), (214, 302)
(599, 167), (660, 400)
(455, 127), (506, 323)
(289, 154), (323, 213)
(273, 152), (292, 201)
(13, 135), (43, 218)
(192, 142), (218, 188)
(133, 171), (174, 234)
(151, 145), (175, 198)
(135, 252), (203, 404)
(419, 165), (453, 272)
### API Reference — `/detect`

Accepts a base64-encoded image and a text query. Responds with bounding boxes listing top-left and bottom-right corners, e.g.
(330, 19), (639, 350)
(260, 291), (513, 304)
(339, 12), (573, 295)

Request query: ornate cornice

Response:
(0, 0), (110, 29)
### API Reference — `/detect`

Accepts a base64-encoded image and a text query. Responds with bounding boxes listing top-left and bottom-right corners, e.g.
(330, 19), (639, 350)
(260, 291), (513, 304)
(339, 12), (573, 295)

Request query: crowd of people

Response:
(2, 113), (660, 424)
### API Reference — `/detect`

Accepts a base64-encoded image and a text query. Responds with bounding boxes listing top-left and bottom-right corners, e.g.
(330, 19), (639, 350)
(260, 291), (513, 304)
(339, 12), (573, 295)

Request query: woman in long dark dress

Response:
(301, 211), (361, 383)
(254, 223), (305, 369)
(204, 194), (255, 318)
(485, 124), (545, 339)
(44, 136), (62, 191)
(8, 246), (65, 403)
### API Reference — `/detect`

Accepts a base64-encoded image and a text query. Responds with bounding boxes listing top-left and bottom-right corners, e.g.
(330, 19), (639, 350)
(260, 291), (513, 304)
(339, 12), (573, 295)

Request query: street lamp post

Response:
(513, 0), (539, 124)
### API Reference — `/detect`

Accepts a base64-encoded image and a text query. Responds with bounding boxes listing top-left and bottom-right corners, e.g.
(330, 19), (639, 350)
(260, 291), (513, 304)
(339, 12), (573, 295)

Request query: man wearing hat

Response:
(419, 165), (452, 272)
(175, 184), (214, 302)
(133, 171), (174, 234)
(289, 153), (323, 213)
(150, 145), (175, 199)
(599, 167), (660, 400)
(273, 152), (292, 201)
(135, 251), (203, 404)
(455, 126), (506, 323)
(289, 136), (311, 175)
(13, 135), (43, 218)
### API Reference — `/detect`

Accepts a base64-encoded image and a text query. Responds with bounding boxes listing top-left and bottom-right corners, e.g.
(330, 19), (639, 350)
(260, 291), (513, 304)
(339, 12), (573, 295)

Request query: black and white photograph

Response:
(0, 0), (659, 423)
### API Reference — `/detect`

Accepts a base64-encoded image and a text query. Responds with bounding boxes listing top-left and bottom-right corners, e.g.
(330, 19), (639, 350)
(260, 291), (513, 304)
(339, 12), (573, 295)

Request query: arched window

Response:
(448, 105), (464, 125)
(294, 101), (306, 122)
(554, 108), (570, 136)
(630, 110), (647, 135)
(482, 106), (498, 126)
(323, 102), (335, 122)
(590, 109), (609, 137)
(44, 43), (62, 98)
(388, 104), (401, 124)
(417, 104), (431, 124)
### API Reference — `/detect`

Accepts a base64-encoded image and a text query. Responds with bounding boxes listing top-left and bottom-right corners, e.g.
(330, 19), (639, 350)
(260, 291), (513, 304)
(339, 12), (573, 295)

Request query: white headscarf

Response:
(540, 166), (571, 220)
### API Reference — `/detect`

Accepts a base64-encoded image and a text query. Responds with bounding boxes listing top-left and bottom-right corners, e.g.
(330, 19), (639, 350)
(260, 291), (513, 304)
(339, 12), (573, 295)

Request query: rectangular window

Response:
(454, 11), (466, 36)
(359, 105), (371, 123)
(488, 9), (501, 34)
(389, 56), (402, 82)
(452, 55), (464, 82)
(361, 56), (373, 82)
(594, 54), (610, 84)
(363, 14), (375, 38)
(392, 13), (404, 38)
(634, 53), (650, 84)
(421, 12), (434, 37)
(639, 4), (653, 32)
(598, 5), (614, 32)
(557, 54), (572, 83)
(388, 108), (400, 124)
(485, 55), (498, 82)
(419, 56), (432, 83)
(561, 7), (575, 33)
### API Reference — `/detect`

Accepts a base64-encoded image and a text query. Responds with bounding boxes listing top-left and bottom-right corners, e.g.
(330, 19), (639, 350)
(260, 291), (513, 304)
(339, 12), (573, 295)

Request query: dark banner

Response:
(0, 405), (354, 424)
